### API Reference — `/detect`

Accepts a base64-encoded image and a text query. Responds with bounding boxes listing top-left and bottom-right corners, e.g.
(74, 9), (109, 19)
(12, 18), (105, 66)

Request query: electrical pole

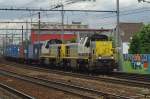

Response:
(25, 21), (28, 59)
(61, 4), (64, 43)
(5, 33), (7, 47)
(12, 32), (13, 44)
(38, 12), (41, 56)
(58, 0), (96, 43)
(26, 21), (28, 43)
(2, 36), (5, 56)
(22, 25), (24, 46)
(116, 0), (121, 68)
(116, 0), (120, 48)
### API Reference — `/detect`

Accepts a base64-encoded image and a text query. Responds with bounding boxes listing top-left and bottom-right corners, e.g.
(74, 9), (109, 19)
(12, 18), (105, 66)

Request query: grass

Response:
(122, 61), (149, 74)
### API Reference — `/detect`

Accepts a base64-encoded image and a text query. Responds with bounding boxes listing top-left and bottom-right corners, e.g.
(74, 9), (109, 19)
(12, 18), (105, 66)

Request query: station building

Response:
(117, 22), (144, 54)
(30, 22), (112, 44)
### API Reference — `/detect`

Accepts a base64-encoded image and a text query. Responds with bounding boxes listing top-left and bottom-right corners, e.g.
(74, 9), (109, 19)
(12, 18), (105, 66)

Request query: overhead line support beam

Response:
(0, 8), (116, 13)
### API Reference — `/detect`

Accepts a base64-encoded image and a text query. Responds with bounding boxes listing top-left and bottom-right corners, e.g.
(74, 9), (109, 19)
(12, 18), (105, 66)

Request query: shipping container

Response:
(5, 45), (19, 58)
(27, 43), (42, 63)
(28, 44), (34, 59)
(33, 43), (42, 60)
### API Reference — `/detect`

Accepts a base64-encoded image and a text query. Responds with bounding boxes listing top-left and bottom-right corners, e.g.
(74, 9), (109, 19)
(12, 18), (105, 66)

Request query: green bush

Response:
(129, 24), (150, 54)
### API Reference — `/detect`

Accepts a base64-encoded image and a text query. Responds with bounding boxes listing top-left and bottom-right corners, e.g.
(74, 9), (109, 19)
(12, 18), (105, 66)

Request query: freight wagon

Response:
(27, 43), (42, 64)
(4, 44), (20, 61)
(4, 43), (42, 64)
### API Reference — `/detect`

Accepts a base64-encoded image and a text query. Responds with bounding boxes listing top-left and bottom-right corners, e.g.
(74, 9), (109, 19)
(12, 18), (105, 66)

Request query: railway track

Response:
(111, 71), (150, 82)
(3, 61), (150, 89)
(0, 69), (132, 99)
(3, 59), (150, 81)
(0, 83), (34, 99)
(1, 60), (150, 98)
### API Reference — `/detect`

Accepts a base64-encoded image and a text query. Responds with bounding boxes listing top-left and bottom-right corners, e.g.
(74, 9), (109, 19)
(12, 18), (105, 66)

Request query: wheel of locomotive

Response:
(70, 59), (77, 72)
(58, 60), (64, 70)
(40, 58), (45, 66)
(84, 63), (90, 74)
(26, 59), (31, 65)
(75, 60), (79, 72)
(78, 59), (88, 73)
(76, 60), (80, 71)
(62, 59), (70, 71)
(49, 59), (55, 67)
(102, 61), (113, 74)
(55, 59), (61, 69)
(105, 60), (116, 74)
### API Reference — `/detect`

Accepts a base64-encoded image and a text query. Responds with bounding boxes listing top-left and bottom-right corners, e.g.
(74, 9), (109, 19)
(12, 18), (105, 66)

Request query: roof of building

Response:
(119, 22), (144, 42)
(31, 33), (76, 44)
(31, 28), (112, 33)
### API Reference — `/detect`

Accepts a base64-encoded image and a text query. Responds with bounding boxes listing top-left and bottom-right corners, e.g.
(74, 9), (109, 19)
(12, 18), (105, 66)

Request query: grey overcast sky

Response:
(0, 0), (150, 29)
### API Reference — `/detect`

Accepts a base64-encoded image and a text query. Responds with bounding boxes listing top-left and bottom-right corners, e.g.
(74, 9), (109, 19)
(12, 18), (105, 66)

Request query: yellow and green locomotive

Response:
(40, 34), (117, 72)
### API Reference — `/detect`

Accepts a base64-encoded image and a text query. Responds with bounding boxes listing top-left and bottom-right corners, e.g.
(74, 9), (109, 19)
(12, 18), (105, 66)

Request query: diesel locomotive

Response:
(40, 34), (117, 72)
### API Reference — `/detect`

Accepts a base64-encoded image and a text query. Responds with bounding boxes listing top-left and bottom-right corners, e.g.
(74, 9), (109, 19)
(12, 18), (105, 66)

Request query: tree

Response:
(129, 24), (150, 54)
(129, 33), (140, 54)
(138, 24), (150, 54)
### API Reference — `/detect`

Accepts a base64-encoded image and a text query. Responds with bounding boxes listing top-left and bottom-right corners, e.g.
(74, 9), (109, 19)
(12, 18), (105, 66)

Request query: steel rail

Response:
(2, 62), (150, 89)
(0, 83), (35, 99)
(0, 69), (131, 99)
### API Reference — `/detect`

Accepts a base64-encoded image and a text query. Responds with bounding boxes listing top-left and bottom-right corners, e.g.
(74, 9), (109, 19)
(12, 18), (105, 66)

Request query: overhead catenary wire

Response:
(0, 9), (149, 25)
(0, 4), (150, 33)
(2, 4), (143, 22)
(1, 8), (149, 30)
(0, 0), (145, 21)
(97, 7), (150, 21)
(0, 7), (149, 23)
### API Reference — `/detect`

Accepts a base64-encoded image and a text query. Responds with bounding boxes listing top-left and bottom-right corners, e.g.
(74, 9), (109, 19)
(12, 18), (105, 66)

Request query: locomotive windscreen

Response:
(45, 39), (62, 48)
(48, 39), (62, 44)
(90, 34), (108, 41)
(85, 34), (109, 47)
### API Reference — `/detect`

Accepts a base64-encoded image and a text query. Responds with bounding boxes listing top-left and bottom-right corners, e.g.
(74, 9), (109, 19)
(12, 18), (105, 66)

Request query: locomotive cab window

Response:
(45, 41), (50, 49)
(91, 34), (108, 41)
(85, 37), (90, 47)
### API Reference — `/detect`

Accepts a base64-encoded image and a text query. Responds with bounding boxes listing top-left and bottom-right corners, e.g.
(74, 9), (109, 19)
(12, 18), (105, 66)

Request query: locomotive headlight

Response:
(98, 57), (102, 59)
(111, 57), (114, 59)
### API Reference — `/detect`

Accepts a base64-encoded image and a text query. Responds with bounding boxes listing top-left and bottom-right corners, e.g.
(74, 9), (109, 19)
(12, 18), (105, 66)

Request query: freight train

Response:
(3, 34), (117, 73)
